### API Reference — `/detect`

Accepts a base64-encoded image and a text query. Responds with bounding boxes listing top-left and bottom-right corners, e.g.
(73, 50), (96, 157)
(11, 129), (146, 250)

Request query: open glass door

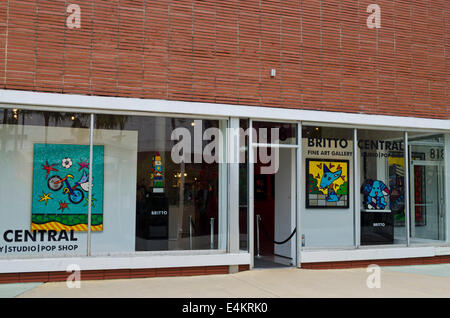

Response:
(249, 121), (298, 269)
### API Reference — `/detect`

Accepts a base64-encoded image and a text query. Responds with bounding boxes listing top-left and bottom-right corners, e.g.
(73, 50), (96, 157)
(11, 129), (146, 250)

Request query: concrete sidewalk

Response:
(10, 265), (450, 298)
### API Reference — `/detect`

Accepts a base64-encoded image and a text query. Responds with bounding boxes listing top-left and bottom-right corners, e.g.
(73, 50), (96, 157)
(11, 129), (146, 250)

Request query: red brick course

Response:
(1, 256), (449, 283)
(0, 265), (233, 284)
(302, 255), (450, 269)
(0, 1), (448, 119)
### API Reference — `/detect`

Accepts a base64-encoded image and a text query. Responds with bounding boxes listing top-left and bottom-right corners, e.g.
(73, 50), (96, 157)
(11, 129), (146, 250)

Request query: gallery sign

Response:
(1, 229), (79, 254)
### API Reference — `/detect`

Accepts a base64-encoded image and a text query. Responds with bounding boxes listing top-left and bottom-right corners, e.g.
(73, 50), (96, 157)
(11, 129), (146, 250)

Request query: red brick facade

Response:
(0, 0), (449, 119)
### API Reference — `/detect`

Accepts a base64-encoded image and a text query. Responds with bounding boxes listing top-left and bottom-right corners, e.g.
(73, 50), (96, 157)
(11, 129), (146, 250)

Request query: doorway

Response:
(410, 161), (445, 242)
(253, 147), (297, 268)
(409, 135), (446, 243)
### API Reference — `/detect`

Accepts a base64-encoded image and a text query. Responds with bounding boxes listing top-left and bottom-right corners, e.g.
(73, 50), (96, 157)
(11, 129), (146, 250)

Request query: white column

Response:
(219, 120), (229, 251)
(296, 123), (302, 267)
(405, 132), (411, 246)
(354, 128), (360, 247)
(249, 119), (255, 268)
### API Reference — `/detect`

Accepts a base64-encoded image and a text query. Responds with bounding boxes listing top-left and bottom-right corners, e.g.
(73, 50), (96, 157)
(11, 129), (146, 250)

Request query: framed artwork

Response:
(411, 152), (426, 226)
(254, 174), (267, 200)
(388, 154), (406, 225)
(413, 164), (426, 226)
(306, 159), (349, 209)
(31, 143), (104, 232)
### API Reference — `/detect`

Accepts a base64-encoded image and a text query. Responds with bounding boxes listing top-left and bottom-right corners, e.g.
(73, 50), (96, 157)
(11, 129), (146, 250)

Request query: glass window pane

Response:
(89, 115), (227, 254)
(0, 108), (90, 258)
(408, 133), (446, 243)
(301, 126), (354, 248)
(358, 129), (406, 246)
(252, 121), (297, 145)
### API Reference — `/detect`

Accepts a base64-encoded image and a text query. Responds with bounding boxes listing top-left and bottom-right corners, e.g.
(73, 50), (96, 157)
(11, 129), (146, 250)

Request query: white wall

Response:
(301, 139), (354, 247)
(274, 148), (295, 259)
(0, 124), (89, 258)
(0, 124), (138, 258)
(90, 128), (138, 255)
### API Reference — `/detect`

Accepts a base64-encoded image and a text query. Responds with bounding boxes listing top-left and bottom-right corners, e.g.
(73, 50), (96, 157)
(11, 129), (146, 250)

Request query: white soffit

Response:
(0, 89), (449, 131)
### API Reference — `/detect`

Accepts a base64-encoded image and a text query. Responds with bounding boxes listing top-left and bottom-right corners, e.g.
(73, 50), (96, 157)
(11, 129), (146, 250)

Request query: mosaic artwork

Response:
(31, 144), (104, 231)
(361, 179), (390, 210)
(306, 159), (349, 209)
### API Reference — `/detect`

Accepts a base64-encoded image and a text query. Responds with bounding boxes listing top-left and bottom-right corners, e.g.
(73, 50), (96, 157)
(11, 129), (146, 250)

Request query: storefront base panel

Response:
(301, 255), (450, 270)
(0, 265), (252, 284)
(0, 252), (252, 283)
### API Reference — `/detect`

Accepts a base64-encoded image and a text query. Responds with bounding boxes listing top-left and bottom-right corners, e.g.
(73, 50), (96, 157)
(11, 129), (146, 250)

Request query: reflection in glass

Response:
(0, 108), (90, 259)
(408, 134), (446, 243)
(301, 126), (354, 248)
(358, 129), (405, 245)
(92, 115), (226, 253)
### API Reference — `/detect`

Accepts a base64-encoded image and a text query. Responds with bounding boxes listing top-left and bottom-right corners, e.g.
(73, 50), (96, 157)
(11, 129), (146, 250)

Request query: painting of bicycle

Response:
(31, 143), (104, 232)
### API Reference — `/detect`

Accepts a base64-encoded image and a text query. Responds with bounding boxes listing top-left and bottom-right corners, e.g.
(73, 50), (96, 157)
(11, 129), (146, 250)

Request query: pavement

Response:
(0, 283), (42, 298)
(1, 264), (448, 298)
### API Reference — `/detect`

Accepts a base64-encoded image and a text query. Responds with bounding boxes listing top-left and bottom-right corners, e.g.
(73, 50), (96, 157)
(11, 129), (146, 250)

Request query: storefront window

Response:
(90, 115), (227, 254)
(301, 126), (354, 248)
(252, 121), (297, 145)
(408, 133), (446, 243)
(358, 129), (406, 246)
(0, 108), (90, 258)
(0, 108), (227, 259)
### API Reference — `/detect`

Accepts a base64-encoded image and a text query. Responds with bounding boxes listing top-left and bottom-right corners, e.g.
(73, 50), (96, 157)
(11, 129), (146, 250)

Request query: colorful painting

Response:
(306, 159), (349, 209)
(362, 179), (390, 210)
(388, 155), (405, 225)
(31, 144), (104, 231)
(413, 165), (426, 226)
(151, 152), (164, 192)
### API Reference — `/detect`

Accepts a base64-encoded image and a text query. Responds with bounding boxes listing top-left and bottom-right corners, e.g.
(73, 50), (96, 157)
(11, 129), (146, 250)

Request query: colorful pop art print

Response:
(31, 144), (104, 232)
(361, 179), (390, 210)
(306, 158), (349, 209)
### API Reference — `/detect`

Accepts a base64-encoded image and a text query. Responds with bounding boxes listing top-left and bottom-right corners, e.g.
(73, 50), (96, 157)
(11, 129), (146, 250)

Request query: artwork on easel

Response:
(306, 159), (349, 209)
(31, 144), (104, 232)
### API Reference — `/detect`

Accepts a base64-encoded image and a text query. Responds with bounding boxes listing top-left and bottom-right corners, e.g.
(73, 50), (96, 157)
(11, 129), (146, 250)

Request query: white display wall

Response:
(0, 124), (138, 258)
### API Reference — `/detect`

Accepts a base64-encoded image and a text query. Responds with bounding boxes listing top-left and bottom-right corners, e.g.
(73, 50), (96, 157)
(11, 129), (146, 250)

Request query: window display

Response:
(408, 133), (446, 243)
(0, 108), (228, 259)
(0, 106), (448, 263)
(91, 115), (227, 254)
(0, 109), (90, 258)
(301, 126), (355, 248)
(358, 129), (406, 245)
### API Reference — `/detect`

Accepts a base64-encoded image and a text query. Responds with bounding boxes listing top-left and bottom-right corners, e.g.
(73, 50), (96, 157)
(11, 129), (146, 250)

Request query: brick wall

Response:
(0, 0), (448, 119)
